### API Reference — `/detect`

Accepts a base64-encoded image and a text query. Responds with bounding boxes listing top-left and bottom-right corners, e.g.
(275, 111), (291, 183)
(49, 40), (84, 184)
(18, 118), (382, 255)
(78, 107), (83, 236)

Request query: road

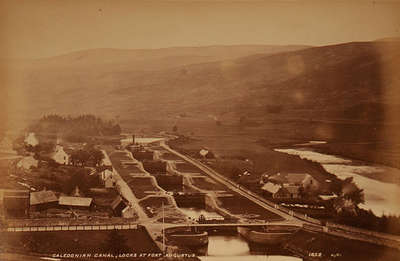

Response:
(160, 141), (300, 223)
(101, 150), (148, 221)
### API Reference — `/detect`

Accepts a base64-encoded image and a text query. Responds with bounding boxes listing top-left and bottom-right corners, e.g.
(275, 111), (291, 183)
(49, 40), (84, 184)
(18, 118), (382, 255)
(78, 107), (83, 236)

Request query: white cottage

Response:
(52, 145), (69, 165)
(17, 156), (38, 170)
(100, 169), (115, 188)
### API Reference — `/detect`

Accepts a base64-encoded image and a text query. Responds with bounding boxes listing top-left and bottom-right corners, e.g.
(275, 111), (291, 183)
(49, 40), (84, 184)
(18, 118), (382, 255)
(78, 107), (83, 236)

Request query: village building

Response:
(100, 169), (116, 188)
(237, 173), (260, 191)
(261, 182), (301, 199)
(261, 182), (281, 197)
(16, 156), (38, 170)
(267, 172), (320, 191)
(1, 189), (30, 218)
(286, 173), (320, 190)
(104, 175), (116, 189)
(282, 185), (301, 199)
(51, 145), (69, 165)
(24, 132), (39, 147)
(110, 196), (127, 217)
(267, 172), (288, 184)
(59, 196), (93, 210)
(30, 190), (58, 211)
(121, 205), (135, 218)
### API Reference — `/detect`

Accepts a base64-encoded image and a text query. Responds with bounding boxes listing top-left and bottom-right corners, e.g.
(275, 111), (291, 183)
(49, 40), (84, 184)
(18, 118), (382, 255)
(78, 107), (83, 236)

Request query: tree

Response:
(65, 171), (90, 195)
(341, 177), (365, 205)
(47, 158), (59, 168)
(89, 149), (105, 167)
(333, 177), (365, 215)
(71, 150), (91, 166)
(205, 150), (215, 159)
(172, 125), (178, 132)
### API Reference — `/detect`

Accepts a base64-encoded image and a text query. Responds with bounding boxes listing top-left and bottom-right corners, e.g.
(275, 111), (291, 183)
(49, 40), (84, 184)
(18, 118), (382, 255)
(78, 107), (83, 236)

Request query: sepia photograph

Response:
(1, 0), (400, 260)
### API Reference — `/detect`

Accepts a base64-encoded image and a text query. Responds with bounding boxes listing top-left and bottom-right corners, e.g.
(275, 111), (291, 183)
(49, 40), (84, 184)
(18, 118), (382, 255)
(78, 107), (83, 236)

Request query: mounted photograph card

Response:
(0, 0), (400, 260)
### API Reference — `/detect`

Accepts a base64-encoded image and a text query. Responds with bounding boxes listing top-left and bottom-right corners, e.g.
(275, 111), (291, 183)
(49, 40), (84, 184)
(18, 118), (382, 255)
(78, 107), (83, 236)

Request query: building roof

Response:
(319, 194), (337, 201)
(102, 169), (113, 179)
(111, 196), (126, 210)
(1, 189), (30, 197)
(261, 182), (281, 194)
(268, 172), (314, 185)
(284, 185), (300, 194)
(2, 189), (29, 205)
(199, 149), (209, 157)
(59, 196), (92, 207)
(286, 173), (312, 184)
(268, 173), (287, 184)
(30, 190), (58, 205)
(17, 156), (38, 169)
(3, 194), (30, 210)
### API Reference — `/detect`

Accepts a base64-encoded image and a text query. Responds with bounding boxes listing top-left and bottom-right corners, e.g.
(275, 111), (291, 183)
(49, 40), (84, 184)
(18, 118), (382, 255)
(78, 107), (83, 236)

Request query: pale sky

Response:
(0, 0), (399, 59)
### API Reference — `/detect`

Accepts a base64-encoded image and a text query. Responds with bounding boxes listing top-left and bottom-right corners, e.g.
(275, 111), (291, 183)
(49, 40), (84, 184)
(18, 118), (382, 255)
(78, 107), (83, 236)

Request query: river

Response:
(274, 146), (400, 216)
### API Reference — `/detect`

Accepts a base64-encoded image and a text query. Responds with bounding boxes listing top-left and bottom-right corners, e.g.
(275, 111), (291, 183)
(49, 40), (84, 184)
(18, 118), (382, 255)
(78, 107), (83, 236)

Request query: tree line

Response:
(29, 114), (122, 140)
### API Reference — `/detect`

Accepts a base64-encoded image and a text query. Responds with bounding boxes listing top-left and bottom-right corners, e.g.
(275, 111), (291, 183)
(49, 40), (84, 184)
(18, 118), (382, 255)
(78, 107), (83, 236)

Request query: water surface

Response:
(274, 148), (400, 216)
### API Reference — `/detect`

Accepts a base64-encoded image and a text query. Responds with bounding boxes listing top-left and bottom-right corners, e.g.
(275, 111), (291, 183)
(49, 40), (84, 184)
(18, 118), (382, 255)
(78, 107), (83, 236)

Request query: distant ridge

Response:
(3, 41), (400, 126)
(375, 37), (400, 42)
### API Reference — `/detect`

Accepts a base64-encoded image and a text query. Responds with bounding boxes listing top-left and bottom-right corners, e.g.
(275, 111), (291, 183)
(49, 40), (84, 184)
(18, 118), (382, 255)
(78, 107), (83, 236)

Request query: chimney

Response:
(132, 135), (135, 145)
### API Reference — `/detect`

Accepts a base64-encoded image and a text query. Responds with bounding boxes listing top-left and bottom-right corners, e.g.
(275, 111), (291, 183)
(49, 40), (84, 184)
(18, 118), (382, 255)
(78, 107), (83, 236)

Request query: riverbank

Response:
(285, 229), (400, 261)
(274, 147), (400, 217)
(285, 142), (400, 186)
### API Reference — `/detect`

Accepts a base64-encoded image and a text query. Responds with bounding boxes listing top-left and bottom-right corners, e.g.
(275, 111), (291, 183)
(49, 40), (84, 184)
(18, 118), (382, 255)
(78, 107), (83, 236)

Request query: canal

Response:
(178, 208), (302, 260)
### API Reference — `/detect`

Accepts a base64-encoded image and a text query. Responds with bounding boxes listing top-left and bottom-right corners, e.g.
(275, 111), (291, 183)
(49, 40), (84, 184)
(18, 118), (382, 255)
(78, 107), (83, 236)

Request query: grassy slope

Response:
(5, 40), (400, 173)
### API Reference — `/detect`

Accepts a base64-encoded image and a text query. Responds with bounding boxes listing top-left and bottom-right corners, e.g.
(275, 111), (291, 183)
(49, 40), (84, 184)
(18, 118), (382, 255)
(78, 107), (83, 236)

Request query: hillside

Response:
(3, 41), (400, 133)
(2, 44), (308, 123)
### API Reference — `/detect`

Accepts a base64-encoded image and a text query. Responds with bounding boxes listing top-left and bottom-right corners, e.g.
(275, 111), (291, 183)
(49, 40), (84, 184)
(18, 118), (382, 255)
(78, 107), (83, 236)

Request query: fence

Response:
(4, 223), (139, 232)
(325, 222), (400, 249)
